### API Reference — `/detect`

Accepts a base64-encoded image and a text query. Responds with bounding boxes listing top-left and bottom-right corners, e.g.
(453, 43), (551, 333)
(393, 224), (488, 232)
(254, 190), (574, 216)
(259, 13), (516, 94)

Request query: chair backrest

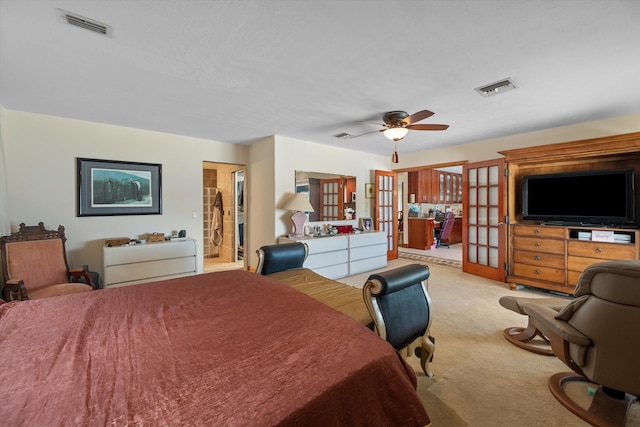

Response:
(439, 211), (456, 240)
(0, 222), (70, 292)
(363, 264), (432, 350)
(558, 260), (640, 394)
(255, 242), (308, 275)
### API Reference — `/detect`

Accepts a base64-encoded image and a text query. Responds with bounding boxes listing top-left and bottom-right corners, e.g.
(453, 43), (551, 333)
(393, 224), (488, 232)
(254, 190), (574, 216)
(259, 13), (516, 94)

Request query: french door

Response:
(462, 159), (507, 281)
(375, 170), (398, 260)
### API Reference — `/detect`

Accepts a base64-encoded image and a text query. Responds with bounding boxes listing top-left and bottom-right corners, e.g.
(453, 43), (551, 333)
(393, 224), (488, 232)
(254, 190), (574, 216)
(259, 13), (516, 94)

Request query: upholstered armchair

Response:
(1, 222), (94, 301)
(363, 264), (435, 376)
(524, 260), (640, 426)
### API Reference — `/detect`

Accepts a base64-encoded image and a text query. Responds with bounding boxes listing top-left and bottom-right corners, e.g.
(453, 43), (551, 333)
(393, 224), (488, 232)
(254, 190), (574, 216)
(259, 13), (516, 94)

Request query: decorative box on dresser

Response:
(508, 224), (639, 293)
(279, 231), (387, 279)
(103, 238), (198, 288)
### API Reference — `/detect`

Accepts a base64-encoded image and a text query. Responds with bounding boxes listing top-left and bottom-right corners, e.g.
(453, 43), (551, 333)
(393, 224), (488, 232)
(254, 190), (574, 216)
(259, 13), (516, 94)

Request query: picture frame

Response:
(77, 158), (162, 216)
(359, 217), (373, 231)
(365, 183), (375, 199)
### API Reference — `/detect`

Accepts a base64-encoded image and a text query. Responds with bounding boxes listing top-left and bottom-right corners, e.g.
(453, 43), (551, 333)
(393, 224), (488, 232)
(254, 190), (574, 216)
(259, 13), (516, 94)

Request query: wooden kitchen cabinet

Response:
(409, 169), (462, 204)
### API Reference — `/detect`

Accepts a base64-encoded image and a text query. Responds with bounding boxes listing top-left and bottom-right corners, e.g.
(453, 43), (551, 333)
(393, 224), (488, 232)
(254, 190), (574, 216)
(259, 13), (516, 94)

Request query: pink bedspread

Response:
(0, 270), (429, 426)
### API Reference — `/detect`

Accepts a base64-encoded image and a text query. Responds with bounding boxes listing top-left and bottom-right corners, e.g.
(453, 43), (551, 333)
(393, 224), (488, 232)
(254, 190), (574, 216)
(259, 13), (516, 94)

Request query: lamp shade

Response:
(383, 127), (409, 141)
(284, 193), (314, 212)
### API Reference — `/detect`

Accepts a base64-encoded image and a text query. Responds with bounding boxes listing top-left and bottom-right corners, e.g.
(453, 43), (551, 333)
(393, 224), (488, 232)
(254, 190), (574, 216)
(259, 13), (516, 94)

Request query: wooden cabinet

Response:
(508, 224), (639, 294)
(103, 238), (197, 288)
(409, 169), (462, 204)
(407, 218), (436, 250)
(408, 169), (437, 203)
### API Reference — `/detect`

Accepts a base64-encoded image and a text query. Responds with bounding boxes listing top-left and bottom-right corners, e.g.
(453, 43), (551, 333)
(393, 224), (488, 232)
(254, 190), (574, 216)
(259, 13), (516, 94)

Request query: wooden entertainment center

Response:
(500, 132), (640, 294)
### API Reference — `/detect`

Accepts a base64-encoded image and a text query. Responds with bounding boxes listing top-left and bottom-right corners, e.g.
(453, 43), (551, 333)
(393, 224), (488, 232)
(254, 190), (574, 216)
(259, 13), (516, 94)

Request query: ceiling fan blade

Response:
(402, 109), (434, 125)
(349, 128), (385, 138)
(407, 124), (450, 131)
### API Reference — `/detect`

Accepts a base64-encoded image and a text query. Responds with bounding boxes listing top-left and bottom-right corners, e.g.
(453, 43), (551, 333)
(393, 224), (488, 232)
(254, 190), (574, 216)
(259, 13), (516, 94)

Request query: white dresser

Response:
(103, 237), (197, 288)
(348, 232), (388, 275)
(279, 231), (387, 279)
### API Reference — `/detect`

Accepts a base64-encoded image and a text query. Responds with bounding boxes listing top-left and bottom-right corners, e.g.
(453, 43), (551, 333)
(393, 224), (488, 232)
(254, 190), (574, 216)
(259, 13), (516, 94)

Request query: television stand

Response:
(508, 223), (640, 294)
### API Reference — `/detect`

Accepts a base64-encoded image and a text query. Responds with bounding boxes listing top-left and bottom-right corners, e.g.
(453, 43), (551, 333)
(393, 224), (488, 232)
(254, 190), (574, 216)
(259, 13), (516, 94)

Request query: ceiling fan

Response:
(349, 109), (449, 163)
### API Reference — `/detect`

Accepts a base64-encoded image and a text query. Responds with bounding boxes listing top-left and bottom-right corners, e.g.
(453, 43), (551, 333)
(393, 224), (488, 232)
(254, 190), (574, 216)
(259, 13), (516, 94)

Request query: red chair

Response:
(434, 211), (455, 248)
(1, 222), (94, 301)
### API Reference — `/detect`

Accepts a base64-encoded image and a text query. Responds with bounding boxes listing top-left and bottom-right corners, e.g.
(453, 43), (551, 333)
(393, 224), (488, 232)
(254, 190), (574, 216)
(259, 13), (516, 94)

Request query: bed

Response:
(265, 267), (373, 327)
(0, 270), (430, 426)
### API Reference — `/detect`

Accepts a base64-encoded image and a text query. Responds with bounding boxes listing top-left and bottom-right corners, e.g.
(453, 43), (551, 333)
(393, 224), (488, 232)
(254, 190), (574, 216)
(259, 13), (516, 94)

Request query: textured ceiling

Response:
(1, 0), (639, 157)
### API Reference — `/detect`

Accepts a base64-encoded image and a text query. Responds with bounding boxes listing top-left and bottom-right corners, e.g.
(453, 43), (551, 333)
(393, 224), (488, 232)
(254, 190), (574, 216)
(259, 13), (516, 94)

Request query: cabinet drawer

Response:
(512, 225), (566, 239)
(567, 270), (583, 288)
(513, 250), (565, 269)
(567, 240), (635, 260)
(513, 236), (565, 254)
(105, 257), (196, 287)
(350, 244), (386, 262)
(349, 231), (385, 248)
(513, 263), (565, 283)
(567, 255), (613, 273)
(305, 249), (348, 269)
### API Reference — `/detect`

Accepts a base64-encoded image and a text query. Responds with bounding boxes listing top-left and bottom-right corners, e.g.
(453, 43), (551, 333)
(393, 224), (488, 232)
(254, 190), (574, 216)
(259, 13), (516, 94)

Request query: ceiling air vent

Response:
(56, 9), (113, 37)
(475, 77), (518, 97)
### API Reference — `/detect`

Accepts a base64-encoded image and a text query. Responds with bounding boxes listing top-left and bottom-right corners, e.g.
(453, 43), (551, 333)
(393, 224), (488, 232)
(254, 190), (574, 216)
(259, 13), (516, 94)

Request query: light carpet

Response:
(341, 259), (639, 427)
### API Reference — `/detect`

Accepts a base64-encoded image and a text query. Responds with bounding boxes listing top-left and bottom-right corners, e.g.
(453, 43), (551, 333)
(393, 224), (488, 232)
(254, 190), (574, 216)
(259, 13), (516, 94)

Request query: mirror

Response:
(295, 171), (356, 221)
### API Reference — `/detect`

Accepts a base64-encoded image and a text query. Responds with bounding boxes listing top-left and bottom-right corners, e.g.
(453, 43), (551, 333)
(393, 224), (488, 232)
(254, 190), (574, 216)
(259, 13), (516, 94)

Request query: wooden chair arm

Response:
(3, 280), (29, 301)
(68, 268), (94, 288)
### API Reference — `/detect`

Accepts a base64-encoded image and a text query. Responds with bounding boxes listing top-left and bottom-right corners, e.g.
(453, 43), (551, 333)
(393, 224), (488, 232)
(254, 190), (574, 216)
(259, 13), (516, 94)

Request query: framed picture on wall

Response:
(77, 158), (162, 216)
(365, 183), (375, 198)
(359, 217), (373, 231)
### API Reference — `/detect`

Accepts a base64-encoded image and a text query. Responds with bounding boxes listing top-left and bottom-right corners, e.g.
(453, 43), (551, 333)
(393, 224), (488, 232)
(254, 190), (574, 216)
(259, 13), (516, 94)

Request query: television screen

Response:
(522, 168), (635, 226)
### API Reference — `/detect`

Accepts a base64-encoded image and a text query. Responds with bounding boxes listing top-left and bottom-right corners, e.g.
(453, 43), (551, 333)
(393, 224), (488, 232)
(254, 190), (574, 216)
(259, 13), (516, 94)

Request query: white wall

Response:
(244, 135), (392, 268)
(3, 110), (248, 281)
(396, 113), (640, 168)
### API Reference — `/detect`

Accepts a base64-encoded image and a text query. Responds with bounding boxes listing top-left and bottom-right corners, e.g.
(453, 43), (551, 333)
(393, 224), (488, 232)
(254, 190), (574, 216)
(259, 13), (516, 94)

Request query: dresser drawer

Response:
(567, 255), (609, 273)
(512, 225), (566, 239)
(513, 236), (565, 254)
(567, 240), (635, 260)
(513, 263), (565, 283)
(513, 250), (565, 269)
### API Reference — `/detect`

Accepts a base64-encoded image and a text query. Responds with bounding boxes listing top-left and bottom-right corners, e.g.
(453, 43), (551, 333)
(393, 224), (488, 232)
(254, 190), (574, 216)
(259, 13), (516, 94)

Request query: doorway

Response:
(203, 161), (246, 273)
(398, 165), (464, 266)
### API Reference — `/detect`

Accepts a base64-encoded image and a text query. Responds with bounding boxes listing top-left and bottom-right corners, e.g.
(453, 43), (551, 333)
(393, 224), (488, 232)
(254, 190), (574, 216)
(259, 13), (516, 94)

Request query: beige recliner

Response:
(524, 260), (640, 426)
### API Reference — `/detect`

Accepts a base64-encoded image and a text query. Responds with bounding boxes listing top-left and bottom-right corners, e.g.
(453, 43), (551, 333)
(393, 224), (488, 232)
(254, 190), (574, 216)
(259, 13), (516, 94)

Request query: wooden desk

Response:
(408, 218), (438, 250)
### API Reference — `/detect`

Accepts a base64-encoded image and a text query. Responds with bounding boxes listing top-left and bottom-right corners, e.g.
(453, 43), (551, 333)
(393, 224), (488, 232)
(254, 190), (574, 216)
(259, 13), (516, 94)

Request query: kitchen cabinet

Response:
(409, 169), (462, 204)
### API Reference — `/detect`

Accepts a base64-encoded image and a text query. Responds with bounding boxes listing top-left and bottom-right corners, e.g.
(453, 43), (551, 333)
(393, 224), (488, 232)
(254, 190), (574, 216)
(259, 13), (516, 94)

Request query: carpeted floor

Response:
(341, 259), (640, 426)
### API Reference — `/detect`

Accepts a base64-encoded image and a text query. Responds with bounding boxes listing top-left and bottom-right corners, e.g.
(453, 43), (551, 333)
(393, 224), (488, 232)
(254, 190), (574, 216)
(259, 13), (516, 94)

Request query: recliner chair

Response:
(524, 260), (640, 426)
(363, 264), (435, 376)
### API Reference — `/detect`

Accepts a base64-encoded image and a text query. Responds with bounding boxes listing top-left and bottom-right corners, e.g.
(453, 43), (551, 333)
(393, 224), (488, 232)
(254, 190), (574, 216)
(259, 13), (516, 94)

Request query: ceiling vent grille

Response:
(475, 78), (518, 97)
(56, 9), (113, 37)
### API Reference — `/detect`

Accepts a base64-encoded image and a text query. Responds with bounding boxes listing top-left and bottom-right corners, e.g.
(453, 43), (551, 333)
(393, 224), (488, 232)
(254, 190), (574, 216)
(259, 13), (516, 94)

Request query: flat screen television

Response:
(522, 168), (636, 226)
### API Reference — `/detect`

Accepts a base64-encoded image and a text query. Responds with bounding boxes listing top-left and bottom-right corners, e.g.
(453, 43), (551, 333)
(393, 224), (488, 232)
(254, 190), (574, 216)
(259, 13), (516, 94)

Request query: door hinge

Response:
(505, 262), (509, 272)
(504, 168), (509, 177)
(505, 215), (510, 224)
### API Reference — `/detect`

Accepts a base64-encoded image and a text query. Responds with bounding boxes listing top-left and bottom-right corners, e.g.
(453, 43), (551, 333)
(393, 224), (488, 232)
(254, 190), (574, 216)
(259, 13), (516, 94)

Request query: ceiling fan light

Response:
(383, 127), (409, 141)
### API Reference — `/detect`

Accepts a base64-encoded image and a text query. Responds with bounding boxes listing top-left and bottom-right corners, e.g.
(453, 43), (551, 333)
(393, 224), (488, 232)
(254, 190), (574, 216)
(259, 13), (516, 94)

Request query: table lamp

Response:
(284, 194), (314, 237)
